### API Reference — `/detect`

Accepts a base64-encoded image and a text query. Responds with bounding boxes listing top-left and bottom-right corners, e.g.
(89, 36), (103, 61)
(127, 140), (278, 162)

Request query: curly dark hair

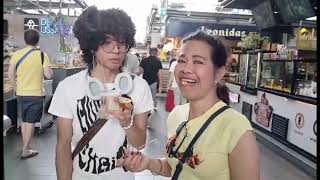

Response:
(182, 31), (230, 104)
(73, 6), (136, 71)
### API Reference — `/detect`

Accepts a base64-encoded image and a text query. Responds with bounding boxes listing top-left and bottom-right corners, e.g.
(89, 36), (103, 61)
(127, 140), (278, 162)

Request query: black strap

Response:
(15, 48), (37, 70)
(41, 51), (44, 65)
(171, 105), (229, 180)
(15, 49), (44, 70)
(72, 81), (135, 160)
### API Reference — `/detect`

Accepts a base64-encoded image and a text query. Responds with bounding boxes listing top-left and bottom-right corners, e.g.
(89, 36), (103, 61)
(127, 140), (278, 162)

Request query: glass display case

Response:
(225, 53), (241, 84)
(259, 61), (294, 93)
(293, 61), (317, 98)
(246, 53), (259, 90)
(241, 51), (262, 94)
(238, 54), (247, 85)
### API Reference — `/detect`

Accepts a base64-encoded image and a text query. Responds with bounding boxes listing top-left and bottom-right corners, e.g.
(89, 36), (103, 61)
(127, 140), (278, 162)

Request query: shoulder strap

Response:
(176, 121), (188, 136)
(171, 105), (229, 180)
(15, 48), (37, 70)
(72, 118), (108, 160)
(41, 51), (44, 65)
(72, 94), (134, 160)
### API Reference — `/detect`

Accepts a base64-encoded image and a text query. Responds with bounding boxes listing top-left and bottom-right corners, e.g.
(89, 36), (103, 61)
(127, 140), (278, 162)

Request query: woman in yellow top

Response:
(119, 31), (260, 180)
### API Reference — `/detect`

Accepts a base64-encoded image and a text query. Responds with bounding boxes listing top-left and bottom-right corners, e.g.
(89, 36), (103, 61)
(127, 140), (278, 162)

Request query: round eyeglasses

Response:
(100, 40), (128, 53)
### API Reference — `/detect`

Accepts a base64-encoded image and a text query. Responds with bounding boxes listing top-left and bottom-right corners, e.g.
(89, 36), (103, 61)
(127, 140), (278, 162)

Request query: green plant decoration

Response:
(241, 32), (270, 50)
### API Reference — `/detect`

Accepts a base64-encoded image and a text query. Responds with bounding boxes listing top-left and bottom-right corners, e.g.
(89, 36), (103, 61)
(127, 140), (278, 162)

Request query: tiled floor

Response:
(3, 97), (315, 180)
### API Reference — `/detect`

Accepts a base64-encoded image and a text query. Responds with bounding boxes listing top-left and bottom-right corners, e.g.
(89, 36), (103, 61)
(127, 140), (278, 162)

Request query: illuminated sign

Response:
(40, 18), (73, 36)
(24, 18), (39, 31)
(40, 18), (57, 34)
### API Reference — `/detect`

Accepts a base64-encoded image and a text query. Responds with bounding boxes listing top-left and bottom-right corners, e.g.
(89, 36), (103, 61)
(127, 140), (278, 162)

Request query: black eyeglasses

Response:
(100, 40), (128, 53)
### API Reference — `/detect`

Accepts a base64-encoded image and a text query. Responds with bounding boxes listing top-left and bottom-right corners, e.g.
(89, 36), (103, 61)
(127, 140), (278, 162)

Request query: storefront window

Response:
(294, 61), (317, 98)
(259, 61), (294, 93)
(246, 54), (258, 89)
(238, 54), (247, 85)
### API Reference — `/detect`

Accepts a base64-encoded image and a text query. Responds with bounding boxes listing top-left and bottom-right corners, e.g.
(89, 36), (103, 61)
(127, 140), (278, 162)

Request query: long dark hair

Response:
(182, 31), (230, 104)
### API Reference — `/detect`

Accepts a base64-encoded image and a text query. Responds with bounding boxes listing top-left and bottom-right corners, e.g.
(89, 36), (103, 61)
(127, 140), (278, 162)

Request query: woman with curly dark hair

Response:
(48, 6), (154, 180)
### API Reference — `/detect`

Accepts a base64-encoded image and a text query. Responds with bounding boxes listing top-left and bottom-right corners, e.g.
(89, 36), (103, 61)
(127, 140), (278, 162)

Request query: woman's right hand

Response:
(118, 151), (151, 172)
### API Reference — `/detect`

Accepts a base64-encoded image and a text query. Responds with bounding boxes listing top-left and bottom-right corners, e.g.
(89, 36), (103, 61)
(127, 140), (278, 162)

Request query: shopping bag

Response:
(165, 89), (175, 112)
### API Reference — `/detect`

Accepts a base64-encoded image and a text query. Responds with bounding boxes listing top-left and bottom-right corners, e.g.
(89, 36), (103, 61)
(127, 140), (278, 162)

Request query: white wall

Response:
(227, 83), (317, 156)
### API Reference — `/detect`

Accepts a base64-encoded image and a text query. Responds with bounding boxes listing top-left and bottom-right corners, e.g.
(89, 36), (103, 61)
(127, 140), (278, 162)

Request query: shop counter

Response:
(226, 82), (317, 164)
(51, 66), (86, 93)
(3, 80), (54, 128)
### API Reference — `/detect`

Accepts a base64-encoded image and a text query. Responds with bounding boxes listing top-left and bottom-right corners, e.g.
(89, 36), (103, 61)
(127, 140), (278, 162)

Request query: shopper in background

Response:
(168, 58), (187, 107)
(135, 53), (141, 62)
(8, 29), (53, 159)
(48, 6), (153, 180)
(123, 52), (141, 75)
(139, 47), (163, 107)
(119, 31), (260, 180)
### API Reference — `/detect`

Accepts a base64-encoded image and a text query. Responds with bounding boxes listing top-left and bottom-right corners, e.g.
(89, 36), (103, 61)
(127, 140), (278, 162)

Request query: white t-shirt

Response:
(123, 53), (140, 74)
(169, 60), (178, 88)
(48, 70), (154, 180)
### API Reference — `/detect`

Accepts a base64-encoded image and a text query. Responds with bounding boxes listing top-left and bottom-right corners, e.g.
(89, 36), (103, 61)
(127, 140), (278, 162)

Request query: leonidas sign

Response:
(199, 26), (246, 38)
(165, 20), (258, 40)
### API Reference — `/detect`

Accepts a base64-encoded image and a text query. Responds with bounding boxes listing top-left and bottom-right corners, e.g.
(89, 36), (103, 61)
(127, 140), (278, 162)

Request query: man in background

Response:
(139, 48), (162, 107)
(123, 52), (141, 76)
(169, 58), (187, 107)
(8, 29), (53, 159)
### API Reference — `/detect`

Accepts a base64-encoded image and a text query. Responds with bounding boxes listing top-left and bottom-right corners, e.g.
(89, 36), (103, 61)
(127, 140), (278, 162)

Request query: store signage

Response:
(40, 18), (57, 34)
(232, 48), (243, 54)
(253, 93), (273, 128)
(24, 18), (39, 31)
(310, 120), (317, 143)
(293, 113), (305, 136)
(40, 18), (73, 36)
(313, 120), (317, 136)
(199, 26), (246, 38)
(295, 113), (305, 129)
(229, 92), (240, 103)
(166, 20), (258, 40)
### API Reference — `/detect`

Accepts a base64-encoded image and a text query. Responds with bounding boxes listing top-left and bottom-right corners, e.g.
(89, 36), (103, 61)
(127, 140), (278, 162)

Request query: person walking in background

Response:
(123, 52), (141, 75)
(139, 47), (163, 107)
(48, 6), (153, 180)
(135, 53), (141, 62)
(8, 29), (53, 159)
(168, 58), (187, 107)
(118, 31), (260, 180)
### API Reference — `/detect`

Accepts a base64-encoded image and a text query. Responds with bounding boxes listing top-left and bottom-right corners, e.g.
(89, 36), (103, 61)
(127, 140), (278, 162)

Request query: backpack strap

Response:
(41, 51), (44, 65)
(15, 48), (37, 70)
(171, 105), (229, 180)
